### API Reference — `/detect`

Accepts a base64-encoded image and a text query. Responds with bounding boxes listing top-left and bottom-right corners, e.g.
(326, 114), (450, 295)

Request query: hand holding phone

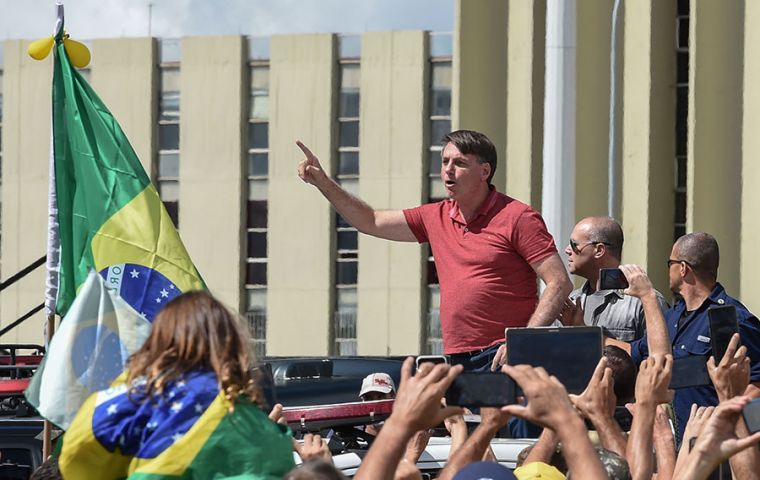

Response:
(708, 305), (739, 363)
(415, 355), (449, 369)
(743, 397), (760, 434)
(445, 372), (516, 407)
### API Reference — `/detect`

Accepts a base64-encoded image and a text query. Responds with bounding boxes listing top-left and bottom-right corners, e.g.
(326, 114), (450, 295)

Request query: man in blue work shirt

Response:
(616, 232), (760, 444)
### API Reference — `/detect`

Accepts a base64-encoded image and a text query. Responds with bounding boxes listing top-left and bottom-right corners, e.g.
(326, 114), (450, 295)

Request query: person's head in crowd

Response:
(669, 232), (720, 294)
(359, 373), (396, 401)
(513, 461), (566, 480)
(603, 345), (637, 405)
(565, 447), (630, 480)
(441, 130), (498, 185)
(127, 290), (263, 406)
(565, 217), (624, 288)
(30, 456), (62, 480)
(515, 444), (567, 473)
(453, 461), (517, 480)
(283, 460), (347, 480)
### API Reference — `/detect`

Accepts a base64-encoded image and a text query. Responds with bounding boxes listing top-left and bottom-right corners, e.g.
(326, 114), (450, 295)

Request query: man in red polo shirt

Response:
(296, 130), (572, 371)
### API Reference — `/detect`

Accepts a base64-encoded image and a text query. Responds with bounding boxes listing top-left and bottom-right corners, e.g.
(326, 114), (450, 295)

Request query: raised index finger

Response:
(296, 140), (316, 159)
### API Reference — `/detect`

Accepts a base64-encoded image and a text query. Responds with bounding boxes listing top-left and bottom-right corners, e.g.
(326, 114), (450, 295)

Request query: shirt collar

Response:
(448, 185), (498, 224)
(581, 280), (624, 299)
(673, 282), (725, 316)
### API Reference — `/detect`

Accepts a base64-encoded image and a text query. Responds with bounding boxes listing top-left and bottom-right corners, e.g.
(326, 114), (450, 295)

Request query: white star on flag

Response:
(155, 297), (162, 304)
(160, 288), (169, 298)
(107, 404), (118, 415)
(146, 421), (158, 430)
(171, 401), (183, 413)
(130, 269), (140, 279)
(172, 432), (184, 443)
(195, 403), (204, 413)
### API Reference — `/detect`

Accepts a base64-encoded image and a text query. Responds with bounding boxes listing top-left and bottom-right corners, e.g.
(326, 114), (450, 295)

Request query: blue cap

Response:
(453, 461), (517, 480)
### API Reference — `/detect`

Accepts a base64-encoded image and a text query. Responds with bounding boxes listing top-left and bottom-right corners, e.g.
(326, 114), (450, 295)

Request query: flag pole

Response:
(42, 313), (55, 459)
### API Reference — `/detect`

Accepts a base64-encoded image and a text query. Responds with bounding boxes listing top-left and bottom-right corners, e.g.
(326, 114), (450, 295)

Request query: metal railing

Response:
(0, 255), (46, 339)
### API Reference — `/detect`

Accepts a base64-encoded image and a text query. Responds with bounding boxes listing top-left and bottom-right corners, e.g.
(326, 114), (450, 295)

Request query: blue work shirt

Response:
(630, 283), (760, 443)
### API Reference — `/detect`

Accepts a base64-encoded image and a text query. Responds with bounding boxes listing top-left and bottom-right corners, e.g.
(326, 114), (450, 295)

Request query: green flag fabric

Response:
(51, 31), (203, 319)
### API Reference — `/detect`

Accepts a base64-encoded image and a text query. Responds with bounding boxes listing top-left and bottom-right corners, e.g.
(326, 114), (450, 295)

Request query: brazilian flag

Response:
(51, 22), (203, 320)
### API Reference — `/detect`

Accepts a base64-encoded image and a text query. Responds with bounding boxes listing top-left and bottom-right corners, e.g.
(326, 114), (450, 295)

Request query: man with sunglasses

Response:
(561, 217), (668, 341)
(614, 232), (760, 444)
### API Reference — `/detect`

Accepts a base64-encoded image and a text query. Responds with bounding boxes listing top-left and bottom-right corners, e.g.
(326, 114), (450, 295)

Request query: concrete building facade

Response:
(1, 0), (758, 356)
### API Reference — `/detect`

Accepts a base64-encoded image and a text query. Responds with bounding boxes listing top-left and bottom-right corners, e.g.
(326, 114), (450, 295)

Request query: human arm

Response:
(296, 140), (416, 241)
(443, 410), (469, 458)
(674, 405), (714, 474)
(523, 428), (559, 465)
(652, 405), (676, 480)
(292, 433), (332, 463)
(501, 364), (607, 479)
(673, 396), (760, 480)
(706, 333), (759, 480)
(569, 357), (627, 457)
(626, 354), (673, 480)
(353, 358), (463, 480)
(526, 254), (573, 327)
(436, 408), (510, 480)
(619, 264), (672, 357)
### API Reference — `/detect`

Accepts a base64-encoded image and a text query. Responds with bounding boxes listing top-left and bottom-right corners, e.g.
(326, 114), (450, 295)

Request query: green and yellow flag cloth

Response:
(59, 370), (295, 479)
(45, 12), (203, 320)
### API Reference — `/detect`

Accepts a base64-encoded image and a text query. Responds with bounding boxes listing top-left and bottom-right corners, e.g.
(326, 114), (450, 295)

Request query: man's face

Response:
(565, 222), (596, 278)
(361, 391), (394, 402)
(668, 244), (684, 294)
(440, 142), (490, 201)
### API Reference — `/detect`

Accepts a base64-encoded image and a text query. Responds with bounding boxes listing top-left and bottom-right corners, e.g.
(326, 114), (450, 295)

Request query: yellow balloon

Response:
(64, 38), (91, 68)
(28, 36), (55, 60)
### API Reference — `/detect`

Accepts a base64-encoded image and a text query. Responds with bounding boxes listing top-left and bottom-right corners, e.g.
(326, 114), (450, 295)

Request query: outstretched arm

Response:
(296, 140), (416, 242)
(527, 254), (573, 327)
(619, 264), (672, 357)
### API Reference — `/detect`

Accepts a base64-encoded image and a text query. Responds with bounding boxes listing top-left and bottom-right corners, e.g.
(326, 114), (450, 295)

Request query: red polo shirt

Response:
(403, 190), (557, 354)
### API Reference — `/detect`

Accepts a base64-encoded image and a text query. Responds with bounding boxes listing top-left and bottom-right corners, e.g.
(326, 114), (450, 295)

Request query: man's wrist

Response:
(383, 416), (418, 441)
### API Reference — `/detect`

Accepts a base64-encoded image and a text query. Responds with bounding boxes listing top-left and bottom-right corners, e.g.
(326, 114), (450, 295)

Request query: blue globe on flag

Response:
(99, 263), (182, 322)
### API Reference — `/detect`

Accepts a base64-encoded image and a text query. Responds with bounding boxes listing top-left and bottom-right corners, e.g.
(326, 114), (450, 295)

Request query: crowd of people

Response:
(31, 129), (760, 479)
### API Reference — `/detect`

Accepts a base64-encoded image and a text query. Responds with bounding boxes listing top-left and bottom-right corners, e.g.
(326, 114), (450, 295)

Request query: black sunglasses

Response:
(569, 239), (612, 254)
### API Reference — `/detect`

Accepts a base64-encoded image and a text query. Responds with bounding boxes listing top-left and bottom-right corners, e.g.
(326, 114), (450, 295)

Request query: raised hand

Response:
(619, 264), (655, 299)
(296, 140), (327, 186)
(293, 433), (332, 462)
(558, 296), (584, 327)
(635, 354), (673, 407)
(707, 333), (751, 402)
(570, 357), (616, 421)
(500, 364), (577, 428)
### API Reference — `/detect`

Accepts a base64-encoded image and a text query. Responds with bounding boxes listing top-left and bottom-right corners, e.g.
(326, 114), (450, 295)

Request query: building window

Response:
(157, 39), (181, 228)
(333, 35), (361, 356)
(674, 0), (689, 240)
(245, 37), (270, 359)
(425, 33), (452, 354)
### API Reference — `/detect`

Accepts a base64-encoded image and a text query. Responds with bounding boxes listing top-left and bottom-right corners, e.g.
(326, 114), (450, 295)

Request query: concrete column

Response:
(452, 0), (508, 193)
(620, 0), (676, 293)
(688, 0), (743, 295)
(542, 0), (576, 262)
(742, 0), (760, 313)
(575, 0), (621, 220)
(178, 36), (245, 312)
(91, 38), (156, 175)
(0, 41), (52, 343)
(505, 0), (545, 209)
(268, 34), (336, 355)
(356, 31), (426, 356)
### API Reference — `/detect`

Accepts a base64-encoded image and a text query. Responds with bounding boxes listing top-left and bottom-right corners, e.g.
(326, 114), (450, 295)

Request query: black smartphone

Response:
(708, 305), (739, 363)
(415, 355), (449, 369)
(669, 355), (711, 389)
(599, 268), (629, 290)
(743, 397), (760, 434)
(445, 372), (516, 407)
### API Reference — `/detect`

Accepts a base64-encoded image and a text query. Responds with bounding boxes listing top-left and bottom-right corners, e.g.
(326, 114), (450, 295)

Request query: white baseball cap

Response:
(359, 373), (396, 397)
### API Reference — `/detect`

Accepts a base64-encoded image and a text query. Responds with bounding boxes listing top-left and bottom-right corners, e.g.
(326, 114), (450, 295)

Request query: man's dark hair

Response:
(441, 130), (497, 184)
(283, 460), (348, 480)
(585, 217), (624, 260)
(603, 345), (637, 405)
(674, 232), (720, 282)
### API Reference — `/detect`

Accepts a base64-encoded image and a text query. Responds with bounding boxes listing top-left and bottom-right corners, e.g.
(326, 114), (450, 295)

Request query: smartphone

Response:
(708, 305), (739, 363)
(669, 355), (711, 389)
(445, 372), (516, 407)
(415, 355), (449, 369)
(599, 268), (629, 290)
(743, 397), (760, 434)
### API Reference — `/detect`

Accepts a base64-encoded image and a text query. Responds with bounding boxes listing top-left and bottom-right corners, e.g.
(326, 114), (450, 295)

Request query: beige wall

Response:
(505, 0), (545, 209)
(575, 0), (622, 220)
(620, 0), (676, 294)
(453, 0), (508, 193)
(356, 31), (426, 356)
(0, 40), (51, 344)
(688, 1), (743, 296)
(742, 1), (760, 314)
(267, 34), (336, 355)
(179, 36), (245, 312)
(91, 38), (156, 175)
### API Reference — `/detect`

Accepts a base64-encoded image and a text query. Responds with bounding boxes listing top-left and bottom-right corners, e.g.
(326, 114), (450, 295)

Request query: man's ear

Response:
(482, 162), (491, 181)
(594, 243), (607, 259)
